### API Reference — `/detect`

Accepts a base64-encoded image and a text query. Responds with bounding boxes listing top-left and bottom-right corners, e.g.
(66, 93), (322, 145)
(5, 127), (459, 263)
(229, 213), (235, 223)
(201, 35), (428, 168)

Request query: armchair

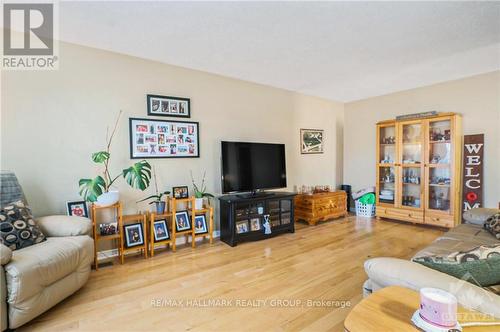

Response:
(0, 172), (94, 330)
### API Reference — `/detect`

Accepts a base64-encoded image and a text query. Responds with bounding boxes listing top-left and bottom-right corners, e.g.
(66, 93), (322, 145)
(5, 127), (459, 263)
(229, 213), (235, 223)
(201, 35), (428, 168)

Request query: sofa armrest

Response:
(36, 215), (92, 237)
(364, 257), (500, 318)
(0, 244), (12, 265)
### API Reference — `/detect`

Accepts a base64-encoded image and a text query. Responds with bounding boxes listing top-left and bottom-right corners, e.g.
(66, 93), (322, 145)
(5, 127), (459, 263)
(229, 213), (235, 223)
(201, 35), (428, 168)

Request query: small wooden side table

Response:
(192, 204), (214, 245)
(149, 196), (174, 257)
(121, 213), (148, 263)
(91, 202), (123, 270)
(344, 286), (499, 332)
(294, 191), (347, 225)
(171, 196), (196, 251)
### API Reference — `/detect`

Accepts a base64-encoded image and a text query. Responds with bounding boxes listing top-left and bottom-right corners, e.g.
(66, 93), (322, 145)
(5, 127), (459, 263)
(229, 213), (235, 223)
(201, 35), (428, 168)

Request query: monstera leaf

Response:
(92, 151), (110, 164)
(123, 160), (152, 191)
(79, 176), (106, 202)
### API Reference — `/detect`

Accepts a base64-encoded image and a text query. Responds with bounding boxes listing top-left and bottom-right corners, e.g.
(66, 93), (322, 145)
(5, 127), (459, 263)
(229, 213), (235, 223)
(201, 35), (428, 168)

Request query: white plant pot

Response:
(96, 190), (120, 207)
(195, 198), (204, 210)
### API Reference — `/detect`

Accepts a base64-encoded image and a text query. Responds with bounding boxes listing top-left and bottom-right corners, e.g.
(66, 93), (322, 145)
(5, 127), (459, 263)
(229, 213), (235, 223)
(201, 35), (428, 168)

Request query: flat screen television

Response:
(221, 141), (286, 194)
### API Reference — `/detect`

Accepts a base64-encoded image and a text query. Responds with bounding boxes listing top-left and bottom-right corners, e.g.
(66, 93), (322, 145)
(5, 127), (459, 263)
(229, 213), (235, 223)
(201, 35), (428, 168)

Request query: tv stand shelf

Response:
(218, 192), (296, 247)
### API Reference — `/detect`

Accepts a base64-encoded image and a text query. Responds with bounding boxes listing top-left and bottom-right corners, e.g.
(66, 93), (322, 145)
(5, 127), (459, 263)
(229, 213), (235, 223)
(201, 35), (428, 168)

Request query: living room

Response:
(1, 1), (499, 331)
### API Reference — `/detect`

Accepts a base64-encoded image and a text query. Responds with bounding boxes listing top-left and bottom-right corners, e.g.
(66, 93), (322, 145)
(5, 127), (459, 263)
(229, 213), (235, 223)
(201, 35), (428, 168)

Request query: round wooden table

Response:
(344, 286), (500, 331)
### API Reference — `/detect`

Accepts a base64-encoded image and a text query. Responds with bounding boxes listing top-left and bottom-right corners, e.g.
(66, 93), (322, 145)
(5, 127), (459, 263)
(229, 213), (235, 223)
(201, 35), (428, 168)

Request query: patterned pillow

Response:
(413, 244), (500, 287)
(484, 213), (500, 239)
(0, 201), (46, 250)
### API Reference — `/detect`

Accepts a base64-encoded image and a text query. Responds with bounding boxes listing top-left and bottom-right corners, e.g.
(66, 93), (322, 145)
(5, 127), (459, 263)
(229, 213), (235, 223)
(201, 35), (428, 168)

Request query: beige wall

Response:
(344, 71), (500, 208)
(1, 41), (344, 220)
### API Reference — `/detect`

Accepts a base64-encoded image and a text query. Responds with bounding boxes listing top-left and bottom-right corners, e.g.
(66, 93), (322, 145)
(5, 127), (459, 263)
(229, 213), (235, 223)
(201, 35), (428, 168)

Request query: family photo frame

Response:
(147, 94), (190, 118)
(66, 200), (88, 218)
(175, 211), (191, 232)
(129, 118), (200, 158)
(124, 223), (145, 248)
(153, 219), (170, 242)
(172, 186), (189, 199)
(194, 215), (208, 235)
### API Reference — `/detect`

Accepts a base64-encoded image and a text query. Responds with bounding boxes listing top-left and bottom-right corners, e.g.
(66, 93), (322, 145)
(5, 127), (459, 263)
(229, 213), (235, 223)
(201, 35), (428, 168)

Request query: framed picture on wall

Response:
(147, 94), (190, 118)
(129, 118), (200, 158)
(300, 129), (324, 154)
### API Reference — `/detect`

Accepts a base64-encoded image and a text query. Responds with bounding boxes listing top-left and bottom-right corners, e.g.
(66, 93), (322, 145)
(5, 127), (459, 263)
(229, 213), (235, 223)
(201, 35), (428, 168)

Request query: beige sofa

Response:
(1, 216), (93, 330)
(363, 214), (500, 318)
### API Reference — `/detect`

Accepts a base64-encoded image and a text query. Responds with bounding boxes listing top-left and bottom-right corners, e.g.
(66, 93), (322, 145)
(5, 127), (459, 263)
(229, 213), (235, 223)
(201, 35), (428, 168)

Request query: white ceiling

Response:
(59, 1), (500, 102)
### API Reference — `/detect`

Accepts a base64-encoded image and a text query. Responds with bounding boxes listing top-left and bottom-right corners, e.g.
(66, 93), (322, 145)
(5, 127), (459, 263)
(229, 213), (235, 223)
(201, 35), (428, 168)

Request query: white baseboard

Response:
(97, 230), (221, 261)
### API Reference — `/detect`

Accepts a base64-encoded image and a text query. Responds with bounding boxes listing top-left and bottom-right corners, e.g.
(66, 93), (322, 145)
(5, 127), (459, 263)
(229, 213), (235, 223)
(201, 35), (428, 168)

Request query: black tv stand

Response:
(218, 192), (296, 246)
(236, 191), (276, 199)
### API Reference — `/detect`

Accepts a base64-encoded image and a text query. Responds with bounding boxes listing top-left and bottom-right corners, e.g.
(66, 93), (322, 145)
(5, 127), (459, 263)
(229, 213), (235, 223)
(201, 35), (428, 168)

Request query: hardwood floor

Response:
(19, 216), (443, 332)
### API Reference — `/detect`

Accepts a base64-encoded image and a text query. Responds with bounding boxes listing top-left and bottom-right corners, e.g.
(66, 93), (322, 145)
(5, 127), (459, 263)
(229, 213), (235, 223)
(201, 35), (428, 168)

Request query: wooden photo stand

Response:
(149, 196), (214, 257)
(91, 202), (123, 270)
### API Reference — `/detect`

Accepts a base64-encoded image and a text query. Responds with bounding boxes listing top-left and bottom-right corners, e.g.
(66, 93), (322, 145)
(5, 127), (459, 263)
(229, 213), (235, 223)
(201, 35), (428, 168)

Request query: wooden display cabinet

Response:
(376, 112), (462, 228)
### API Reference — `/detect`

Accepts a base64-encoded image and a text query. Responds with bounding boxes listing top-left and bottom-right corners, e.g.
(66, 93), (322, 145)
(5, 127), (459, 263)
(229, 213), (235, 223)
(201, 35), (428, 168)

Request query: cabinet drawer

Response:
(425, 213), (454, 228)
(377, 206), (424, 223)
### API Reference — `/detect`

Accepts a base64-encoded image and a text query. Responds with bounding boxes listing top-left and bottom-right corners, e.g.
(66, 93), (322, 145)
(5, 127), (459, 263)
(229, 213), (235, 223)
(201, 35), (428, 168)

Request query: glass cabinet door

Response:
(401, 166), (422, 208)
(398, 121), (423, 209)
(379, 125), (396, 164)
(401, 122), (422, 165)
(378, 166), (396, 205)
(378, 124), (396, 206)
(427, 119), (452, 213)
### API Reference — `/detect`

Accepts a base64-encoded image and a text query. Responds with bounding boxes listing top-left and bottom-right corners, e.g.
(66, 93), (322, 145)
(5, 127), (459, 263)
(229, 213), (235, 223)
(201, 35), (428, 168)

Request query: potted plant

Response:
(78, 111), (152, 206)
(137, 167), (170, 214)
(190, 171), (214, 210)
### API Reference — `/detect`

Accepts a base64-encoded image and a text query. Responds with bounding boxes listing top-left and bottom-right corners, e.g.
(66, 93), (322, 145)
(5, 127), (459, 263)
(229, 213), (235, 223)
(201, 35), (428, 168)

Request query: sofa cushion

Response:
(0, 171), (27, 208)
(484, 213), (500, 240)
(413, 244), (500, 287)
(463, 208), (499, 226)
(5, 236), (93, 305)
(413, 224), (499, 259)
(0, 201), (46, 250)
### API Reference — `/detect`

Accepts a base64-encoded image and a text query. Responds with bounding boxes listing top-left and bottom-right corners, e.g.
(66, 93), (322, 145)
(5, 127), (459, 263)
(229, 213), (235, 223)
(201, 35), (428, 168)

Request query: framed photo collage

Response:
(129, 94), (199, 159)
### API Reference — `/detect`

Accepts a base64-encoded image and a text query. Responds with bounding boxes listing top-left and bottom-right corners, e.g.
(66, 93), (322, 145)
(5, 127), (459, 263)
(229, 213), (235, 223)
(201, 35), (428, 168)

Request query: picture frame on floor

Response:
(147, 94), (190, 118)
(129, 118), (200, 159)
(66, 200), (88, 218)
(175, 211), (191, 232)
(153, 219), (170, 242)
(194, 215), (208, 234)
(300, 128), (324, 154)
(124, 223), (145, 248)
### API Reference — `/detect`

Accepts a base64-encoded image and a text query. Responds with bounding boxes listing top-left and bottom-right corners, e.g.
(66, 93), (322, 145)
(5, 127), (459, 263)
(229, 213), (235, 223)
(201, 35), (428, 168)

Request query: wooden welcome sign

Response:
(462, 134), (484, 216)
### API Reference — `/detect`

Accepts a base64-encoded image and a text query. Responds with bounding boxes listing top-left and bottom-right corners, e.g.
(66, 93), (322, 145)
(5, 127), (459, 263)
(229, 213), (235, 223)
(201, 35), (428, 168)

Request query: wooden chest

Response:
(294, 191), (348, 225)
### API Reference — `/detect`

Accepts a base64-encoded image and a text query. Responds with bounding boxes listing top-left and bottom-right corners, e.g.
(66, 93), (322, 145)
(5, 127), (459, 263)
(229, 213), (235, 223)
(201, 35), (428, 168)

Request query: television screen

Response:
(221, 141), (286, 193)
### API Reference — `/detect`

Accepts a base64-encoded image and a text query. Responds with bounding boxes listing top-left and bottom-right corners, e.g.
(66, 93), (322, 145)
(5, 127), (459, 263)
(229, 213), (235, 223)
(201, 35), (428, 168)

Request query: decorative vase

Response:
(155, 201), (166, 214)
(195, 198), (204, 210)
(95, 190), (119, 207)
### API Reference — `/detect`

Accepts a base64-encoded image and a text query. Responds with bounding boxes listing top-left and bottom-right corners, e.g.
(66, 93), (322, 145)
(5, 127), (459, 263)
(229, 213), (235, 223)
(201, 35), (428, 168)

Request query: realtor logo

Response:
(2, 2), (58, 70)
